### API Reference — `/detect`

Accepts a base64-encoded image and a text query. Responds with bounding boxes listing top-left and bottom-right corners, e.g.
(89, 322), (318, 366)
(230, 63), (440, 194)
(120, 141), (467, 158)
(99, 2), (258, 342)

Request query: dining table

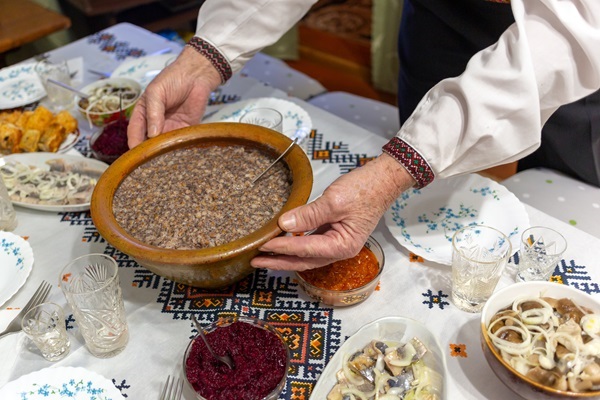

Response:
(1, 22), (600, 400)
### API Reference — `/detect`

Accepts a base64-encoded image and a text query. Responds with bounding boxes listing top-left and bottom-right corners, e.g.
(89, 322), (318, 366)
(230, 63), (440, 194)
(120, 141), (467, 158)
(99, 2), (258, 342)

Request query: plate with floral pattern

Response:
(0, 64), (45, 110)
(0, 232), (33, 307)
(384, 174), (529, 265)
(0, 366), (125, 399)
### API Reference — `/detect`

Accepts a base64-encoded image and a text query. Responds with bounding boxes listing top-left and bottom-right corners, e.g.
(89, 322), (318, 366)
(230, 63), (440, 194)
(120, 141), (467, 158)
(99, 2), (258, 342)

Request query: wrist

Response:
(185, 36), (232, 84)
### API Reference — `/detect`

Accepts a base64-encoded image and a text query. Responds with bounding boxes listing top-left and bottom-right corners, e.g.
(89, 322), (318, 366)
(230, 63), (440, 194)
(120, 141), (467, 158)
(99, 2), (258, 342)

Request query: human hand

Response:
(250, 153), (416, 271)
(127, 47), (223, 148)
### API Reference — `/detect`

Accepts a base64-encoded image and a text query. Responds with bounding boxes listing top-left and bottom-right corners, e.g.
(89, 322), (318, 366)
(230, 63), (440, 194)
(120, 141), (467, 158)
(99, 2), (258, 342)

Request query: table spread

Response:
(2, 23), (600, 400)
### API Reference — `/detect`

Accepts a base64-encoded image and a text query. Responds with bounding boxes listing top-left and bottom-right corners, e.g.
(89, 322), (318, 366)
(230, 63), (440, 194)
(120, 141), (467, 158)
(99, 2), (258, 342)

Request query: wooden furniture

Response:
(0, 0), (71, 58)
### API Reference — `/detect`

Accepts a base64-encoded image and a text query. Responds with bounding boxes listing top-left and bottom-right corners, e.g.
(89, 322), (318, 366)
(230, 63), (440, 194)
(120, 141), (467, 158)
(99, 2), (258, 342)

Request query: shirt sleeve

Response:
(192, 0), (317, 77)
(384, 0), (600, 187)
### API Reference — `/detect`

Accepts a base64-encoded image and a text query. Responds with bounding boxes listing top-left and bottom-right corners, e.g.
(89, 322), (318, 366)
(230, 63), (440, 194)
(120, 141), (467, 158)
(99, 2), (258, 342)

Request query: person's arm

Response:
(388, 0), (600, 183)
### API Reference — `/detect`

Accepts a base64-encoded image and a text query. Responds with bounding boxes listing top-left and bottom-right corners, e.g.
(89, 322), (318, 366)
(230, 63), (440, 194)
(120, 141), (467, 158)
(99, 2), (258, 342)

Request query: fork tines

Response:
(22, 280), (52, 314)
(159, 375), (183, 400)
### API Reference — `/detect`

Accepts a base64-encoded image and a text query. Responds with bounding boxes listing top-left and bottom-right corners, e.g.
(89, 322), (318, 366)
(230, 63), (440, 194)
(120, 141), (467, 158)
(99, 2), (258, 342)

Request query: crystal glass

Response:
(21, 302), (70, 361)
(451, 225), (512, 313)
(516, 226), (567, 282)
(0, 178), (17, 231)
(239, 108), (283, 133)
(35, 60), (73, 110)
(59, 253), (129, 358)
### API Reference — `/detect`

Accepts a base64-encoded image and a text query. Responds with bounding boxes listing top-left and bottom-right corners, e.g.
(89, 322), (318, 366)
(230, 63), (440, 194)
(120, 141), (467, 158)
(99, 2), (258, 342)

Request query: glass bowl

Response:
(182, 315), (289, 400)
(295, 235), (385, 307)
(89, 119), (130, 164)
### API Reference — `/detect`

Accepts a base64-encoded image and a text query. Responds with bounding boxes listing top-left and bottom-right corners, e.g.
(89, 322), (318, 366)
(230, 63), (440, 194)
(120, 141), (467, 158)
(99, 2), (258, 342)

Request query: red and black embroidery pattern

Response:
(382, 137), (434, 188)
(186, 36), (233, 83)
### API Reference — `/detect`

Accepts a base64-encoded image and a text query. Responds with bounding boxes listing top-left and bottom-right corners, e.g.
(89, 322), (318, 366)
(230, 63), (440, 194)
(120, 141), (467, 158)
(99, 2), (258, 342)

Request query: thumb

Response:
(145, 93), (166, 138)
(279, 196), (332, 233)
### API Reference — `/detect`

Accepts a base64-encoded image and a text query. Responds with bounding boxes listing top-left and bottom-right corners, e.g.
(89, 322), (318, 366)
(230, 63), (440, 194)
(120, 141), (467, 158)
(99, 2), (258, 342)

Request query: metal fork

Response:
(0, 281), (52, 339)
(159, 375), (183, 400)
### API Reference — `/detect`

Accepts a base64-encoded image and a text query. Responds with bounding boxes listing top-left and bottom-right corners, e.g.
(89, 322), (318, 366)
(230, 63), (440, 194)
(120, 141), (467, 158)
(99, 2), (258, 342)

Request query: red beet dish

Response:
(184, 317), (289, 400)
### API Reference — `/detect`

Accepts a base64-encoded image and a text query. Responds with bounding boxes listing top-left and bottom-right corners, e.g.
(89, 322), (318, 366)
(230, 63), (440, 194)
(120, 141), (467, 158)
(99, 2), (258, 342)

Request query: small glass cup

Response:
(59, 253), (129, 358)
(239, 107), (283, 133)
(516, 226), (567, 282)
(21, 302), (70, 362)
(451, 225), (512, 313)
(0, 178), (17, 231)
(35, 60), (73, 110)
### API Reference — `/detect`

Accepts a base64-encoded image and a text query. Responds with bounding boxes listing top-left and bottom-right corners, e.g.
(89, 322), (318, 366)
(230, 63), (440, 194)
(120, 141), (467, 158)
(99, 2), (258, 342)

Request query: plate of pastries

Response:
(0, 105), (79, 155)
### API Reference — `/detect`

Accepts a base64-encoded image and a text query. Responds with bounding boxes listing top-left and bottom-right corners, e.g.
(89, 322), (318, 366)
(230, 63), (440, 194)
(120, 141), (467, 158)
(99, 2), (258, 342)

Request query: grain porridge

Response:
(112, 145), (292, 249)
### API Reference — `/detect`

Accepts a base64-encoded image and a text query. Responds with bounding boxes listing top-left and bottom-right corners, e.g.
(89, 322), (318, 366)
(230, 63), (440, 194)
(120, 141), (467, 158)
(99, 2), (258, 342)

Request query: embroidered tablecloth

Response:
(1, 23), (600, 400)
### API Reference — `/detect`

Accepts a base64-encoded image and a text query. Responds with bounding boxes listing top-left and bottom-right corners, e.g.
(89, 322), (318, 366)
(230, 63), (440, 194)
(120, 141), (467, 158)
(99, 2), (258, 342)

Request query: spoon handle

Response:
(252, 138), (298, 184)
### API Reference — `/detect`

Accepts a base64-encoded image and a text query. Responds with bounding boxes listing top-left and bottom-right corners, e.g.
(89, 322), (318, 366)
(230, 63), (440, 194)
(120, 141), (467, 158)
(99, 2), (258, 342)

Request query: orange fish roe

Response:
(298, 245), (380, 291)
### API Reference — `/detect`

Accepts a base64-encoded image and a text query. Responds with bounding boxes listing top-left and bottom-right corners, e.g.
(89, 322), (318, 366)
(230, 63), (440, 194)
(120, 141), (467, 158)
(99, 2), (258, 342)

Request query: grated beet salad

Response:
(185, 321), (288, 400)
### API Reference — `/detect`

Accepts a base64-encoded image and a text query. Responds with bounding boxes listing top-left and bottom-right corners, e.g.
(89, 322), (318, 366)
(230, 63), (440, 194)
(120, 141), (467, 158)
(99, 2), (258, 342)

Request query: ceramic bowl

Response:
(183, 315), (289, 400)
(89, 119), (130, 164)
(75, 77), (141, 127)
(90, 122), (313, 288)
(481, 281), (600, 400)
(295, 236), (384, 307)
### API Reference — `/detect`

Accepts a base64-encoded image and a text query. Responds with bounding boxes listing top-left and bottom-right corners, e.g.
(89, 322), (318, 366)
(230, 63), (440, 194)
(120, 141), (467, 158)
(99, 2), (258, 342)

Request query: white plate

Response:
(0, 366), (125, 399)
(111, 54), (174, 87)
(203, 97), (313, 143)
(0, 64), (45, 110)
(1, 153), (108, 212)
(58, 129), (81, 153)
(311, 316), (446, 399)
(0, 232), (34, 308)
(384, 174), (529, 265)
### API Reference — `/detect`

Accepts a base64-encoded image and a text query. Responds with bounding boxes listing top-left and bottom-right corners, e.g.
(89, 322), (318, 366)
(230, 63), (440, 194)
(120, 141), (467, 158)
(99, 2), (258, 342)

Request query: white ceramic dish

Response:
(384, 174), (529, 265)
(0, 64), (45, 110)
(481, 281), (600, 400)
(0, 366), (125, 399)
(311, 316), (447, 399)
(111, 54), (174, 87)
(1, 153), (108, 212)
(0, 232), (34, 308)
(203, 97), (313, 143)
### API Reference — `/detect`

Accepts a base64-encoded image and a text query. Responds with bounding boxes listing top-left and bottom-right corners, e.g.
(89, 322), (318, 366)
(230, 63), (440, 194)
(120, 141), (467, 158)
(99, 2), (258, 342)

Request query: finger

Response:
(127, 97), (148, 149)
(258, 233), (354, 260)
(278, 196), (336, 233)
(144, 89), (167, 138)
(250, 253), (334, 271)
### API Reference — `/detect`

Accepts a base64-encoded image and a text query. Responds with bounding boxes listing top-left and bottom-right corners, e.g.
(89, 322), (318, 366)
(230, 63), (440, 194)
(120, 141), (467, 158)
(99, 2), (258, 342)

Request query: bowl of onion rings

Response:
(75, 77), (141, 127)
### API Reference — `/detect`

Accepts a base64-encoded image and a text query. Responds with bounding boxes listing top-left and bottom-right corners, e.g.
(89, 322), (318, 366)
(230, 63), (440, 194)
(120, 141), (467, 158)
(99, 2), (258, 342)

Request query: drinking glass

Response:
(451, 225), (512, 313)
(21, 302), (70, 361)
(516, 226), (567, 282)
(59, 253), (129, 358)
(0, 178), (17, 231)
(35, 60), (73, 110)
(239, 107), (283, 133)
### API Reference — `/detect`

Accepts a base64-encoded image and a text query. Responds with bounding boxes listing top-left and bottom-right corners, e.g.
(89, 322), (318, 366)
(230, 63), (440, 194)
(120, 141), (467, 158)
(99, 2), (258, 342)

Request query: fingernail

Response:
(148, 124), (159, 137)
(280, 213), (296, 230)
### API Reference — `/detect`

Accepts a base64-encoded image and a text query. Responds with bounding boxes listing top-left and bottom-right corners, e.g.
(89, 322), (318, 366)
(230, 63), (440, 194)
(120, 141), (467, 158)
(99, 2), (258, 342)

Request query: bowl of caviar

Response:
(183, 315), (290, 400)
(296, 235), (385, 307)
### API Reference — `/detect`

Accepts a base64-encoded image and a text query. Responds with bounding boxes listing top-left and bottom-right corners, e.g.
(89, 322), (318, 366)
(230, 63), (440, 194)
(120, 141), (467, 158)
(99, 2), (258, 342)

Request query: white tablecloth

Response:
(2, 23), (600, 400)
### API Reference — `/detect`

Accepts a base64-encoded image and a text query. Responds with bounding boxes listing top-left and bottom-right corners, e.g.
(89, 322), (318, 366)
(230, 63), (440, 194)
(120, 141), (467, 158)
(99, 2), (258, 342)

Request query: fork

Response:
(159, 375), (183, 400)
(0, 280), (52, 339)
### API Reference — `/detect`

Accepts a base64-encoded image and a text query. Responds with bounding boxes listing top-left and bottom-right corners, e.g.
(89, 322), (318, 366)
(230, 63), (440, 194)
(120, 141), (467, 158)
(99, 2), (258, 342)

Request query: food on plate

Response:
(327, 338), (443, 400)
(298, 245), (380, 291)
(0, 158), (102, 206)
(487, 296), (600, 393)
(0, 107), (78, 154)
(112, 145), (291, 249)
(184, 319), (288, 400)
(77, 82), (138, 114)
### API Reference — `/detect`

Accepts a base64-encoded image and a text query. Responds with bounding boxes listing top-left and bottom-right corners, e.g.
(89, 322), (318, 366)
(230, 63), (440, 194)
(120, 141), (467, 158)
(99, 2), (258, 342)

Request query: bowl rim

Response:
(295, 235), (385, 294)
(182, 314), (290, 400)
(75, 77), (142, 116)
(90, 122), (313, 265)
(480, 281), (600, 397)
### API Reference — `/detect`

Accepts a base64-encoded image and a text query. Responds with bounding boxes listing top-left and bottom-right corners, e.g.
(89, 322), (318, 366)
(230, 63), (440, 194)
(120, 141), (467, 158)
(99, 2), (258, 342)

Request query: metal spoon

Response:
(46, 78), (89, 99)
(252, 138), (298, 184)
(191, 314), (235, 369)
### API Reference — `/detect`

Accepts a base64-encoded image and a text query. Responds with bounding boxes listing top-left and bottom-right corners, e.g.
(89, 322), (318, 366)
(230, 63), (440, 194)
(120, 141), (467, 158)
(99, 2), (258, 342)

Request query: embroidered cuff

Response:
(186, 36), (232, 83)
(382, 137), (435, 188)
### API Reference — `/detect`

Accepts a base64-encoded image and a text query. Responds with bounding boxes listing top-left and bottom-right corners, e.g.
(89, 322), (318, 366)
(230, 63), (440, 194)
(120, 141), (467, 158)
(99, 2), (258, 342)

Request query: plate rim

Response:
(311, 315), (447, 399)
(384, 173), (529, 265)
(2, 153), (108, 212)
(0, 366), (125, 399)
(0, 232), (34, 308)
(0, 76), (46, 110)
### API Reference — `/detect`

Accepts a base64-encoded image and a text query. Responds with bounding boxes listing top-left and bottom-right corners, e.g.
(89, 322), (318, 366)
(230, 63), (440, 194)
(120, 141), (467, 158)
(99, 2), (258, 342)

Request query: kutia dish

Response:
(481, 281), (600, 400)
(0, 231), (34, 307)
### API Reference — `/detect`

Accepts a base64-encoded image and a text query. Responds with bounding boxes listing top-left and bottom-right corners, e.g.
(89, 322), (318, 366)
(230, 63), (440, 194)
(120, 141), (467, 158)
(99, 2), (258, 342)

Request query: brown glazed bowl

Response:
(90, 122), (313, 288)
